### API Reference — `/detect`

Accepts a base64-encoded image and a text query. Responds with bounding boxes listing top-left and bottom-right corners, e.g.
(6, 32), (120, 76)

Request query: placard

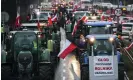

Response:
(94, 56), (114, 76)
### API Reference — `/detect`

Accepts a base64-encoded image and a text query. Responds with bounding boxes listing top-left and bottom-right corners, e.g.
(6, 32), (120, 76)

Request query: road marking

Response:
(63, 69), (66, 72)
(63, 76), (66, 80)
(63, 64), (66, 66)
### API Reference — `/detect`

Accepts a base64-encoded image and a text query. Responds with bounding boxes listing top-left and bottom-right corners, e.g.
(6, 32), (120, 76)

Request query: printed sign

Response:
(115, 8), (122, 16)
(30, 4), (33, 9)
(94, 56), (114, 76)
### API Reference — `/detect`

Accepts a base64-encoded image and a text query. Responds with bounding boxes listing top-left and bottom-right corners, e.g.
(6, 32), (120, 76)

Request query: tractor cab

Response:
(20, 22), (48, 31)
(80, 34), (124, 80)
(82, 21), (114, 35)
(73, 21), (115, 49)
(2, 30), (57, 80)
(30, 11), (52, 22)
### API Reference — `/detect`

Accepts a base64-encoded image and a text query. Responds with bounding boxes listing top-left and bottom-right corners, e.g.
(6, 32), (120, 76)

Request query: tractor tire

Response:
(1, 65), (12, 80)
(118, 67), (124, 80)
(81, 66), (89, 80)
(50, 53), (59, 68)
(39, 65), (54, 80)
(118, 62), (124, 80)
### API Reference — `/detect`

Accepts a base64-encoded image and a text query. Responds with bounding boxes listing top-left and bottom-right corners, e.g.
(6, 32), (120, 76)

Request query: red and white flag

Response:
(81, 13), (88, 22)
(72, 22), (78, 36)
(124, 42), (133, 50)
(37, 21), (42, 32)
(51, 14), (57, 22)
(71, 13), (87, 36)
(58, 39), (77, 59)
(48, 13), (53, 26)
(15, 12), (21, 27)
(101, 15), (105, 21)
(66, 19), (71, 24)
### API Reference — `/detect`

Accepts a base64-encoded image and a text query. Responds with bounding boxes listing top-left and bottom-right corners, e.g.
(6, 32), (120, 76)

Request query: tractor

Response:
(1, 30), (58, 80)
(66, 21), (115, 41)
(20, 22), (60, 65)
(71, 21), (117, 60)
(79, 34), (124, 80)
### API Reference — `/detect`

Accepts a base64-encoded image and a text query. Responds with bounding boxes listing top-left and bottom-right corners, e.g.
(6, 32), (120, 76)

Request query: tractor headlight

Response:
(90, 37), (95, 43)
(38, 35), (41, 38)
(109, 37), (114, 42)
(8, 35), (12, 38)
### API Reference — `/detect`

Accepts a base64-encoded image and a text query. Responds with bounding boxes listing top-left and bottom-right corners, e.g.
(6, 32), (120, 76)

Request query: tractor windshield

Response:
(93, 39), (113, 56)
(74, 12), (90, 20)
(13, 32), (37, 53)
(88, 26), (113, 34)
(32, 12), (49, 20)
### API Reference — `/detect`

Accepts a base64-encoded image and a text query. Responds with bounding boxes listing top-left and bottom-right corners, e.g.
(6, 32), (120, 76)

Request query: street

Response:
(55, 53), (80, 80)
(1, 0), (133, 80)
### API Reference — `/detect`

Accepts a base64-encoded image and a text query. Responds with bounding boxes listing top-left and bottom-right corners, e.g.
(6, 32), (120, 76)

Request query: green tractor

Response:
(20, 22), (60, 65)
(1, 30), (57, 80)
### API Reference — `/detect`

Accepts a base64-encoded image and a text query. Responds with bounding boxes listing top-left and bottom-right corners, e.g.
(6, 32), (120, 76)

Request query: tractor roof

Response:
(86, 34), (117, 39)
(84, 21), (113, 26)
(9, 30), (40, 34)
(21, 23), (47, 27)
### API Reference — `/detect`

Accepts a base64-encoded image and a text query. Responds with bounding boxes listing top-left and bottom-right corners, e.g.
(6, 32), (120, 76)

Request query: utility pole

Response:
(117, 0), (120, 24)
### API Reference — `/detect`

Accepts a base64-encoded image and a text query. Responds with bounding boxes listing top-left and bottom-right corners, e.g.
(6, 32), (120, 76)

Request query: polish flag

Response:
(108, 17), (112, 22)
(48, 13), (53, 26)
(101, 16), (105, 21)
(51, 14), (57, 22)
(58, 39), (77, 59)
(125, 42), (133, 50)
(81, 13), (88, 22)
(37, 21), (42, 32)
(71, 13), (87, 36)
(72, 22), (78, 36)
(15, 12), (21, 28)
(66, 19), (71, 24)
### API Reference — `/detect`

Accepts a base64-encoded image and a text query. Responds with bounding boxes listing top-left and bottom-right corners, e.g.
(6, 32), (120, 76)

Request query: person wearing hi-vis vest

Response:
(47, 39), (54, 52)
(33, 40), (37, 50)
(1, 25), (4, 43)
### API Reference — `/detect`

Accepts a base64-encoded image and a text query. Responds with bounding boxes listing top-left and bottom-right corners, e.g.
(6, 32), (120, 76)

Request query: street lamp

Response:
(117, 0), (120, 24)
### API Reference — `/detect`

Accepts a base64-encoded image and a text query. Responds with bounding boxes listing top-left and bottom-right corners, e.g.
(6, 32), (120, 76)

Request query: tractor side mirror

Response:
(7, 33), (13, 39)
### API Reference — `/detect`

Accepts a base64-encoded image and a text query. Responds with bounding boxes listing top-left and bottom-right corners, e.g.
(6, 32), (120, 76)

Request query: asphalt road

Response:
(54, 53), (80, 80)
(55, 27), (80, 80)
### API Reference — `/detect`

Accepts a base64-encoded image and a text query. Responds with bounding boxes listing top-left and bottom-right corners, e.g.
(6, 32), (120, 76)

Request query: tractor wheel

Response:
(1, 65), (12, 80)
(39, 65), (54, 80)
(50, 52), (59, 69)
(118, 67), (124, 80)
(81, 66), (89, 80)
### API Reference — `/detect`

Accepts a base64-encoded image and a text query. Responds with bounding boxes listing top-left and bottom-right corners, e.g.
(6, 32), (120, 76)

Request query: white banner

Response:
(94, 56), (114, 76)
